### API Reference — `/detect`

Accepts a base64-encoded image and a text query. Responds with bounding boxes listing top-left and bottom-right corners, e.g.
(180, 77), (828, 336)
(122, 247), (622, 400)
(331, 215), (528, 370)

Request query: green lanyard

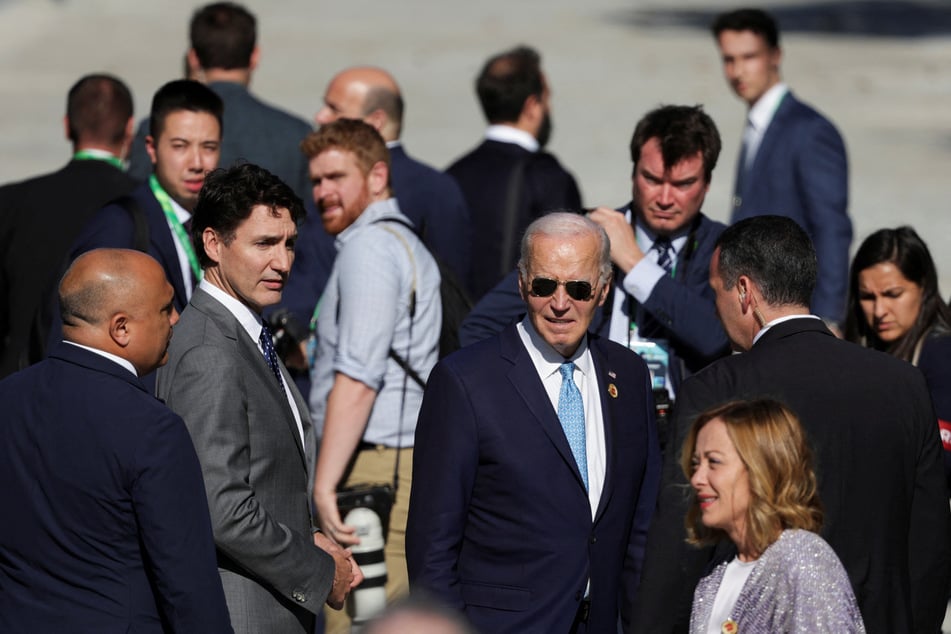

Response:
(72, 149), (123, 170)
(149, 175), (202, 281)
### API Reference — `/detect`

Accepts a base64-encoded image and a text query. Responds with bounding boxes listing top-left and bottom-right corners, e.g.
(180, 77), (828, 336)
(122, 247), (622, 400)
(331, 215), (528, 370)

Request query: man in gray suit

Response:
(157, 163), (361, 633)
(129, 2), (313, 200)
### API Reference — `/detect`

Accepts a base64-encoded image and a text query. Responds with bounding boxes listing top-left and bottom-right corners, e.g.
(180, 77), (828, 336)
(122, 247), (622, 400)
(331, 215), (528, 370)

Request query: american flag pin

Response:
(608, 370), (616, 379)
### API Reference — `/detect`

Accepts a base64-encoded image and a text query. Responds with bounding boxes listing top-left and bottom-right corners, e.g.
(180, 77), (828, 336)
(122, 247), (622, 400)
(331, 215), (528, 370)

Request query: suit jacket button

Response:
(590, 535), (597, 544)
(292, 590), (306, 602)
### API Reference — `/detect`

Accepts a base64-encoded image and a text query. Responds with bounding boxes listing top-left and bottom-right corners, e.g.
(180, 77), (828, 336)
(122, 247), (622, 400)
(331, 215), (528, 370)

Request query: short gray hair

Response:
(517, 211), (612, 284)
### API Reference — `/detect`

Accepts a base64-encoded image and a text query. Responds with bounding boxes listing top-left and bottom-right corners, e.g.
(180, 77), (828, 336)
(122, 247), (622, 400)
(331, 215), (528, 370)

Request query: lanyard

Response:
(72, 149), (123, 170)
(149, 175), (202, 281)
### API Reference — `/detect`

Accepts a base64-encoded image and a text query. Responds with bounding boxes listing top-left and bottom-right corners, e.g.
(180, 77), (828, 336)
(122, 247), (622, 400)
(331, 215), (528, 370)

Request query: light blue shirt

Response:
(309, 198), (441, 447)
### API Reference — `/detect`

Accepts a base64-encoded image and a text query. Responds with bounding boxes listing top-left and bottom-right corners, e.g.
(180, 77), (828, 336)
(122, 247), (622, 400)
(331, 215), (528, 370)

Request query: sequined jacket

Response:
(690, 530), (866, 633)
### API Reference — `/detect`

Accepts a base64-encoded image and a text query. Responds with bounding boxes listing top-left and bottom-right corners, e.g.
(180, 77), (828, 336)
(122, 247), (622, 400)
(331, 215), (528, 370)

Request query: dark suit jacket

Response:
(631, 318), (951, 634)
(129, 82), (313, 201)
(157, 288), (334, 634)
(459, 210), (729, 394)
(407, 325), (661, 633)
(447, 139), (582, 300)
(732, 91), (851, 323)
(390, 143), (471, 283)
(0, 343), (231, 633)
(0, 159), (136, 377)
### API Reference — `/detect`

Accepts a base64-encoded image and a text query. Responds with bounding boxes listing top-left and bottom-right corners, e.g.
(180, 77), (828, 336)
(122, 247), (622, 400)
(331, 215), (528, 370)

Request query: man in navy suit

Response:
(71, 79), (223, 316)
(460, 106), (730, 405)
(408, 212), (661, 633)
(0, 248), (232, 633)
(448, 46), (582, 301)
(713, 8), (851, 326)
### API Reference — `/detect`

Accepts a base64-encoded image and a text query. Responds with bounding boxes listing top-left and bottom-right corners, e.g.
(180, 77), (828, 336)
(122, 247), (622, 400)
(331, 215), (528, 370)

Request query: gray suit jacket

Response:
(157, 288), (334, 634)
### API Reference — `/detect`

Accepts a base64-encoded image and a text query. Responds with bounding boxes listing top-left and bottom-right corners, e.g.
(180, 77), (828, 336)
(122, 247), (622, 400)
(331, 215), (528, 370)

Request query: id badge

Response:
(628, 327), (671, 391)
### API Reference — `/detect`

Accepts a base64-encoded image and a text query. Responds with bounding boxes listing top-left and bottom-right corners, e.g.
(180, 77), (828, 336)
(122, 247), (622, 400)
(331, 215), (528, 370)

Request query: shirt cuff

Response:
(623, 259), (666, 304)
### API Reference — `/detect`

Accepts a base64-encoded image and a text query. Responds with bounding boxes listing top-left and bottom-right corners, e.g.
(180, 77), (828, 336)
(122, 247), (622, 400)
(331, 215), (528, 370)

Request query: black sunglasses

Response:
(529, 277), (595, 301)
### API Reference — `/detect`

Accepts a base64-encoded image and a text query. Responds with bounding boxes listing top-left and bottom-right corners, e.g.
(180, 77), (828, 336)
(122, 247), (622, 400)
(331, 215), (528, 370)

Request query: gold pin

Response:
(607, 384), (618, 398)
(721, 619), (738, 634)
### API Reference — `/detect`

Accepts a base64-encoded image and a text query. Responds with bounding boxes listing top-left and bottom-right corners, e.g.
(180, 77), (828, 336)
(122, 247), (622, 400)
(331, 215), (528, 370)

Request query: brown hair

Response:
(681, 399), (822, 557)
(300, 118), (390, 179)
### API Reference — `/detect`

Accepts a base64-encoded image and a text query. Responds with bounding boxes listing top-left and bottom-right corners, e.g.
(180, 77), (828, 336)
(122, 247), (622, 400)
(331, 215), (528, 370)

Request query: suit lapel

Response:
(500, 327), (589, 493)
(143, 189), (191, 311)
(747, 91), (794, 181)
(192, 289), (309, 469)
(590, 339), (619, 524)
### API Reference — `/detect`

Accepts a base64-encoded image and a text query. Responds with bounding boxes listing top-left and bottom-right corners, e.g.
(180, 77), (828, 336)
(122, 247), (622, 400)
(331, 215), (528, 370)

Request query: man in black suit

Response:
(313, 66), (471, 284)
(448, 45), (581, 300)
(128, 2), (313, 201)
(0, 248), (232, 632)
(0, 74), (137, 378)
(460, 106), (730, 403)
(630, 216), (951, 633)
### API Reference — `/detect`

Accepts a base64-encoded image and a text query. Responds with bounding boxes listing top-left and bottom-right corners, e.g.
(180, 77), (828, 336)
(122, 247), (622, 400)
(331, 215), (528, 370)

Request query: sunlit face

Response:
(717, 30), (781, 106)
(858, 262), (924, 343)
(309, 148), (375, 236)
(633, 137), (709, 237)
(205, 205), (297, 314)
(146, 110), (221, 211)
(709, 249), (750, 352)
(518, 232), (608, 358)
(690, 418), (750, 547)
(314, 76), (366, 126)
(125, 260), (179, 375)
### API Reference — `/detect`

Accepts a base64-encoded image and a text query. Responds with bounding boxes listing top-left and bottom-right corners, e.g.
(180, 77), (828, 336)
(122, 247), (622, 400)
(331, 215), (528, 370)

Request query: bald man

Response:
(314, 66), (471, 282)
(0, 249), (232, 633)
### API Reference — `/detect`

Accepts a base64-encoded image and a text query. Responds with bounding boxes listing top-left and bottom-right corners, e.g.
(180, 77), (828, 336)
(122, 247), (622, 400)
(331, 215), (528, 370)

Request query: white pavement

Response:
(1, 0), (950, 292)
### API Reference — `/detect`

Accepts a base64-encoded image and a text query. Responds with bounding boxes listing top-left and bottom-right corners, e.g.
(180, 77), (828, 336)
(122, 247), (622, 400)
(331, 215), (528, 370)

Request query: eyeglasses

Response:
(529, 277), (595, 301)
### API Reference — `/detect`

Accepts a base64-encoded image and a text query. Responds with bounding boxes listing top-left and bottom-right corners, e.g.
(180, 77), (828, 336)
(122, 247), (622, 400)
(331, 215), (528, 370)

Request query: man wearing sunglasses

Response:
(408, 212), (660, 633)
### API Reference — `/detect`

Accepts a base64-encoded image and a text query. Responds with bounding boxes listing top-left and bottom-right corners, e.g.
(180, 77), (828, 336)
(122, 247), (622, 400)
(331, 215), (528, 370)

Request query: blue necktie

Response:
(654, 236), (674, 273)
(557, 362), (588, 490)
(260, 323), (286, 397)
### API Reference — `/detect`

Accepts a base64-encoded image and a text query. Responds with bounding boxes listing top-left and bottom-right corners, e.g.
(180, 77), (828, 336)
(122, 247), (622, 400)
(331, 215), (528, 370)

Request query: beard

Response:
(536, 111), (553, 149)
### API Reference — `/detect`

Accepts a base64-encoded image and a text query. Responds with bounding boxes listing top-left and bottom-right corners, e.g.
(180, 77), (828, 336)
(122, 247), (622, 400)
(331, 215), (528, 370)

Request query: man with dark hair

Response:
(408, 212), (659, 633)
(0, 248), (232, 632)
(631, 215), (950, 633)
(461, 105), (730, 400)
(71, 79), (222, 317)
(0, 73), (137, 377)
(312, 66), (470, 282)
(448, 45), (581, 301)
(302, 119), (441, 633)
(712, 7), (851, 327)
(156, 163), (359, 634)
(128, 2), (313, 200)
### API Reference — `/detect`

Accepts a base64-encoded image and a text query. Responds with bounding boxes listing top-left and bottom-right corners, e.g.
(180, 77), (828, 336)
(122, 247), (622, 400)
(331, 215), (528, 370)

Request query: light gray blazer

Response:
(157, 288), (333, 634)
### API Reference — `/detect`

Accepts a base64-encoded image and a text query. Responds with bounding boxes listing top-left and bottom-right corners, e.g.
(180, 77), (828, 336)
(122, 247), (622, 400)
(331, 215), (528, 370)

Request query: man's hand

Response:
(314, 531), (364, 609)
(314, 488), (360, 546)
(588, 206), (644, 274)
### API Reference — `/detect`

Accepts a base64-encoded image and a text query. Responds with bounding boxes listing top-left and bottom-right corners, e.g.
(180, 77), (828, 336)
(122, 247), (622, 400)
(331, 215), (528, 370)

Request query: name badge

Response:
(628, 326), (670, 391)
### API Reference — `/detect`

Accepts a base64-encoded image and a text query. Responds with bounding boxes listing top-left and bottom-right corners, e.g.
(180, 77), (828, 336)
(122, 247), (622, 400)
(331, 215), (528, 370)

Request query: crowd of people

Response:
(0, 2), (949, 634)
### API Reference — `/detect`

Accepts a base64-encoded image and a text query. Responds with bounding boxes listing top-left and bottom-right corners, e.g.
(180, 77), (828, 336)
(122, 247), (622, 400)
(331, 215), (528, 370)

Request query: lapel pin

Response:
(608, 370), (616, 379)
(607, 383), (618, 398)
(721, 619), (738, 634)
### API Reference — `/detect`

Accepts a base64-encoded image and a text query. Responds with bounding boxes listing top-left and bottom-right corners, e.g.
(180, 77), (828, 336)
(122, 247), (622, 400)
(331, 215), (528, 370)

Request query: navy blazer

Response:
(407, 326), (661, 633)
(459, 209), (729, 393)
(447, 139), (582, 300)
(632, 318), (951, 634)
(732, 91), (851, 323)
(390, 144), (471, 283)
(0, 344), (231, 632)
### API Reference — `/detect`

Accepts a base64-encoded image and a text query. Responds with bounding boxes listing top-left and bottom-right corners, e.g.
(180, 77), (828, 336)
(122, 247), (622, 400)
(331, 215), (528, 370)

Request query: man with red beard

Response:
(302, 119), (441, 632)
(71, 79), (223, 315)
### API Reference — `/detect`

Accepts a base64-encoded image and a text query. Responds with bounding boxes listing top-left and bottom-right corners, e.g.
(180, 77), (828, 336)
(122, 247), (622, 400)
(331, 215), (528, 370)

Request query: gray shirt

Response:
(309, 198), (441, 447)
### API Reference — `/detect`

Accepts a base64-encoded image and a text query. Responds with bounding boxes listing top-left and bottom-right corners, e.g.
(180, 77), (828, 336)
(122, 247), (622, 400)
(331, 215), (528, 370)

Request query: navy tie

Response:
(557, 362), (588, 490)
(260, 323), (286, 397)
(654, 237), (674, 273)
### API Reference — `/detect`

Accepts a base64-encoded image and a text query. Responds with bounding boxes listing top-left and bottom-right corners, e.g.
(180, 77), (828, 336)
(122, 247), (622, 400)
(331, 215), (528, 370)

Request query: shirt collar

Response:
(748, 83), (788, 133)
(752, 313), (821, 346)
(485, 124), (539, 152)
(63, 341), (138, 376)
(335, 197), (404, 248)
(198, 278), (264, 345)
(517, 316), (593, 381)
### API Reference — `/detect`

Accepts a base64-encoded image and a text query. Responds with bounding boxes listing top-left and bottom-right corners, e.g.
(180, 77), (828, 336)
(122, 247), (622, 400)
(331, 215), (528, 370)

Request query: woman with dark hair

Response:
(684, 399), (864, 633)
(845, 226), (951, 486)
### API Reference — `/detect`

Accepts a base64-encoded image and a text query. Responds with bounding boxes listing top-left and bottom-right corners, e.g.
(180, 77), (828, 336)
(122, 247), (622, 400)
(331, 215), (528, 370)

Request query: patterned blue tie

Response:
(260, 323), (287, 397)
(557, 362), (588, 490)
(654, 236), (674, 273)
